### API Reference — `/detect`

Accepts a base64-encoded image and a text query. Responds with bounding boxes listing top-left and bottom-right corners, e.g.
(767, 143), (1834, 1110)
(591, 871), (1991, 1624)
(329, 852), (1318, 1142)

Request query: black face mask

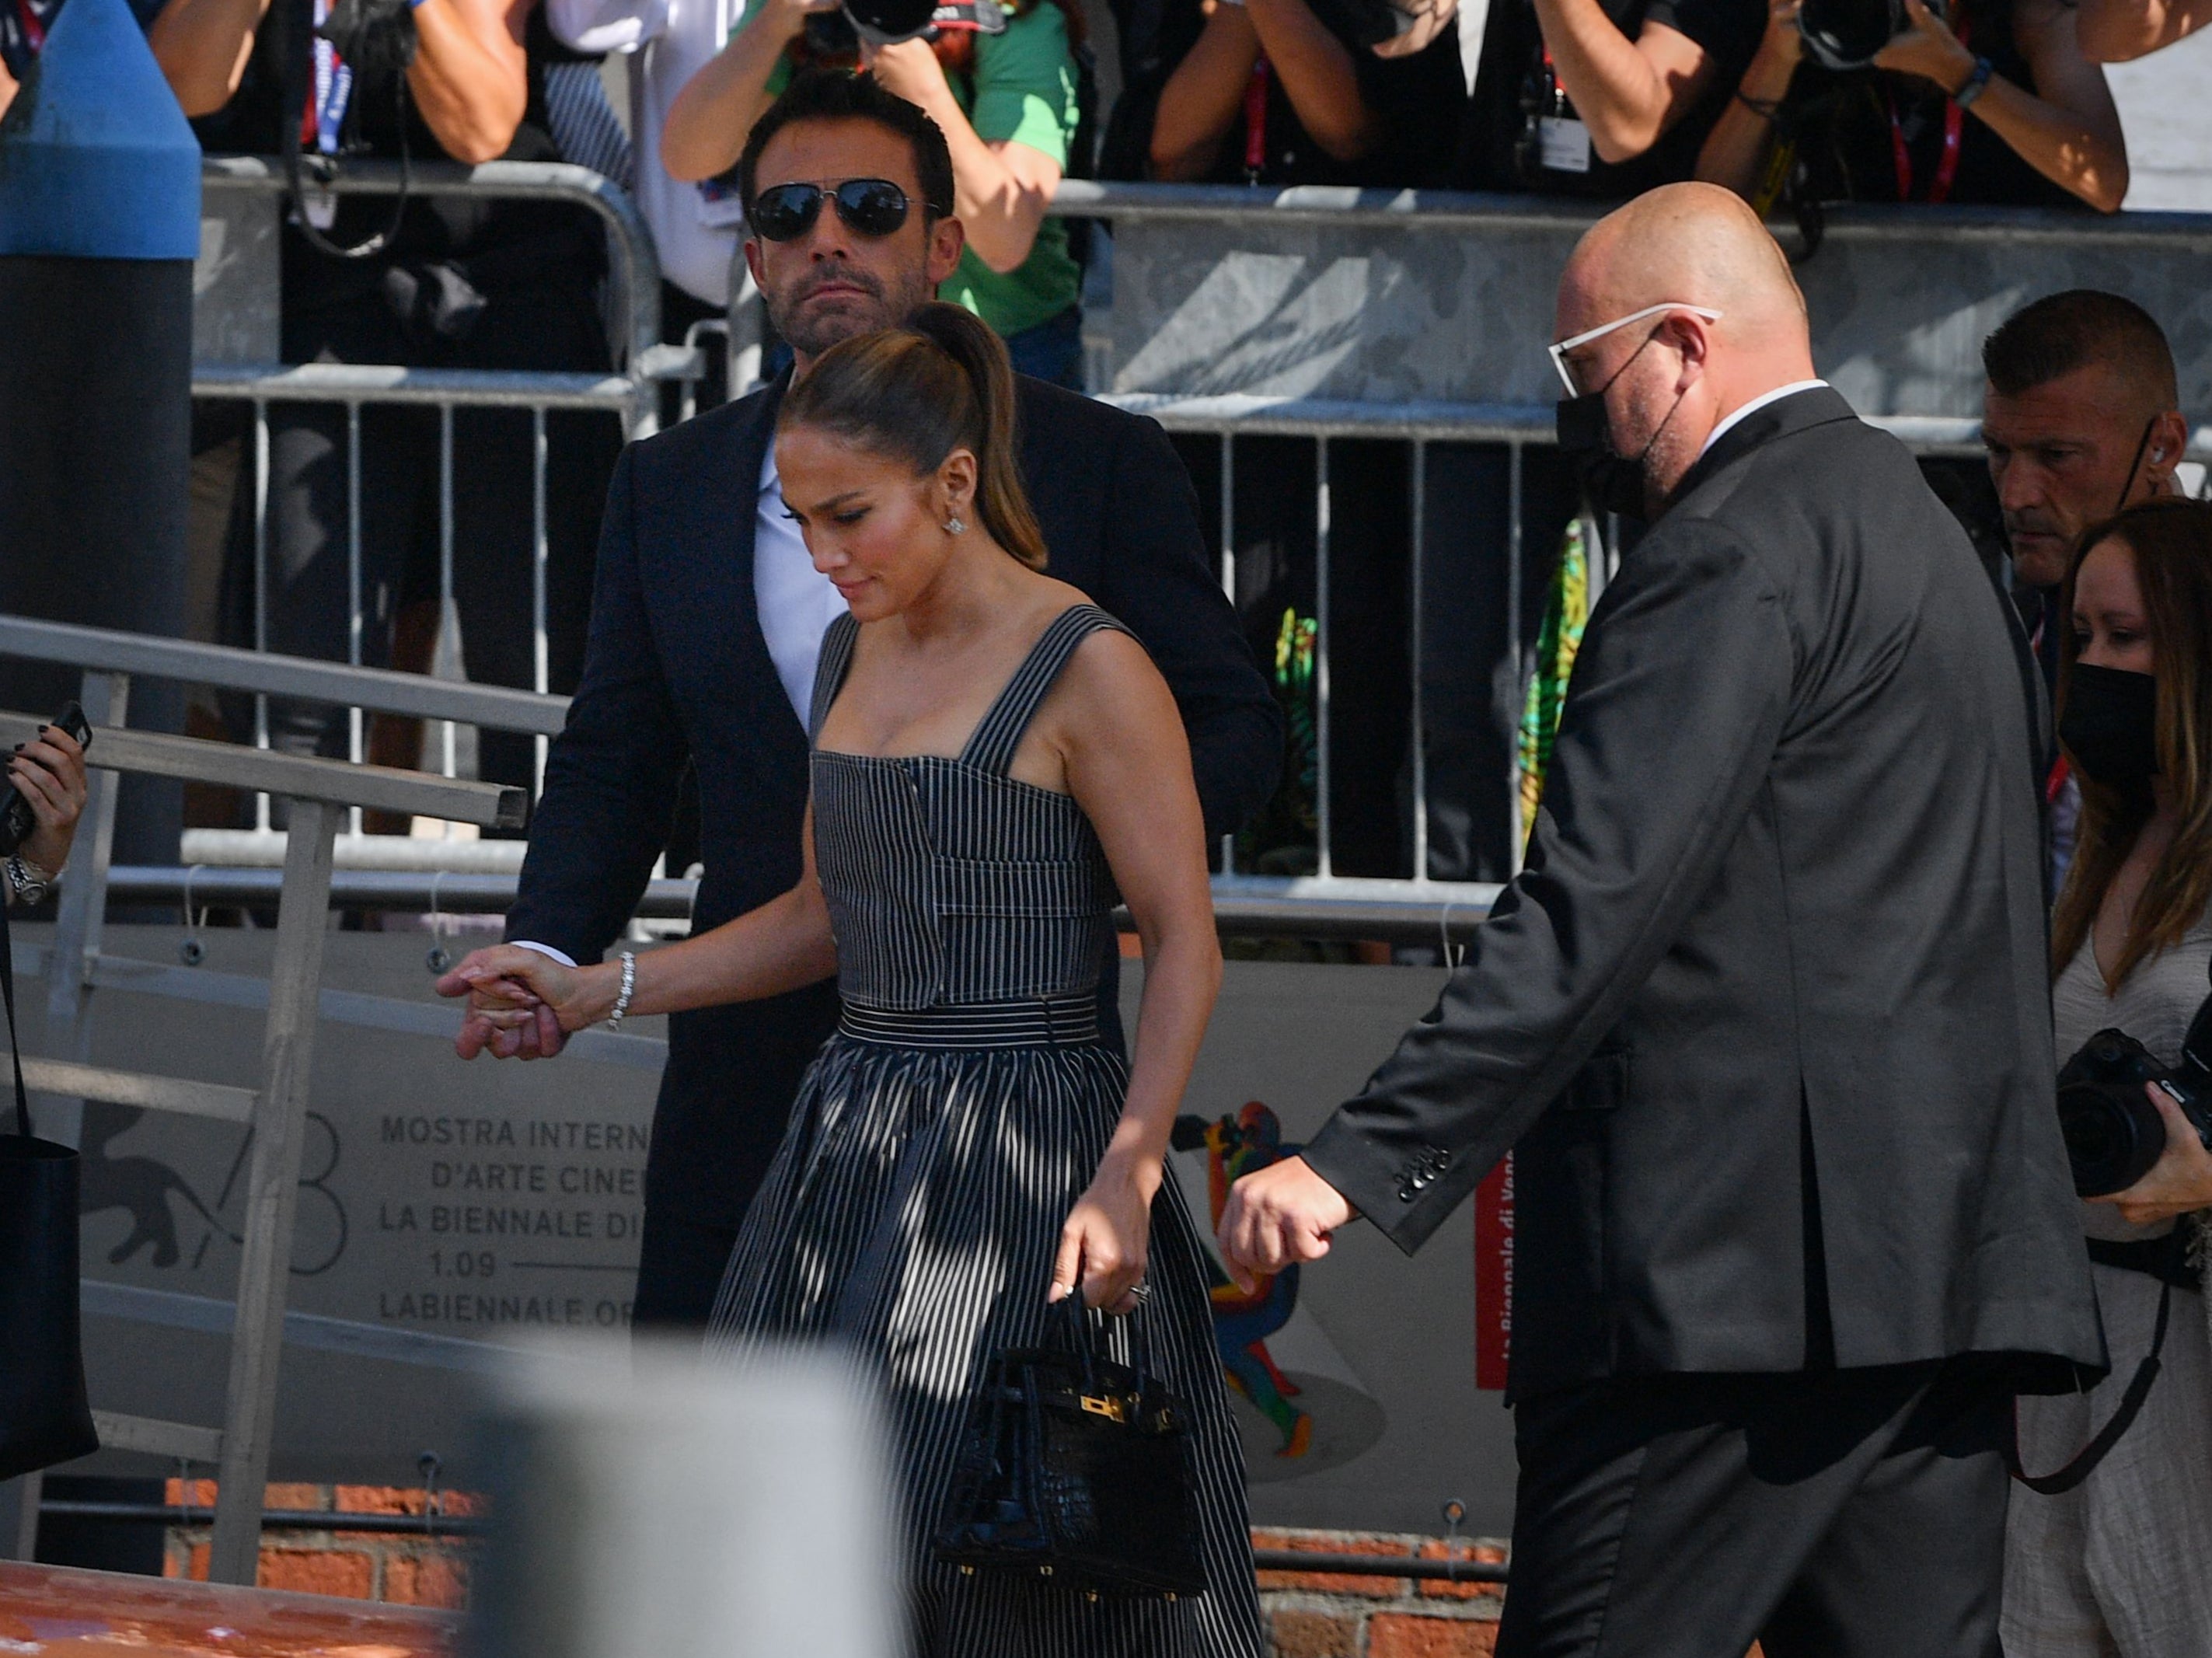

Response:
(1556, 391), (1650, 520)
(1553, 330), (1681, 522)
(2060, 662), (2159, 801)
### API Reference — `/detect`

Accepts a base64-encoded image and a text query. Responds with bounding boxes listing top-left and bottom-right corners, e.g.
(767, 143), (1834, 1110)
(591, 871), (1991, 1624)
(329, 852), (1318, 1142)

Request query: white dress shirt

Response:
(545, 0), (749, 306)
(514, 446), (844, 969)
(1697, 380), (1831, 462)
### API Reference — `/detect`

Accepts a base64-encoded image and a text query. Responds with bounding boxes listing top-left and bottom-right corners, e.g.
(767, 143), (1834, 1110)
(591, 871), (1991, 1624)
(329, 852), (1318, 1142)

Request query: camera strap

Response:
(1243, 55), (1269, 183)
(2007, 1230), (2184, 1496)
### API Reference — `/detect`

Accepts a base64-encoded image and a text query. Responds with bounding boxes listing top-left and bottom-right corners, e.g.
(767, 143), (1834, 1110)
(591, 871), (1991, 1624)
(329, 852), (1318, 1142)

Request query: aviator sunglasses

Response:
(751, 178), (928, 243)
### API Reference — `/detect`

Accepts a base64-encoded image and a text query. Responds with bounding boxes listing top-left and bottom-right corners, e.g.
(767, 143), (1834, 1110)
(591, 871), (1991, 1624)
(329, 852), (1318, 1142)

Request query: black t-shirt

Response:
(1457, 0), (1764, 196)
(1113, 0), (1467, 188)
(1776, 0), (2081, 209)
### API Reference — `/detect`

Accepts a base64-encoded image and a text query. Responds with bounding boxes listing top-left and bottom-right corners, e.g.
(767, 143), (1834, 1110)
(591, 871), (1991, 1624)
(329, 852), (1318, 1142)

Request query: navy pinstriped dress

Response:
(707, 605), (1264, 1658)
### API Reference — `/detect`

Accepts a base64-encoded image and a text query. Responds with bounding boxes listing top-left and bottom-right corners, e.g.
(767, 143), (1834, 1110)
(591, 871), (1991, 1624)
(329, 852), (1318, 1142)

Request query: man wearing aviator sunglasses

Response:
(446, 69), (1282, 1338)
(1222, 182), (2100, 1656)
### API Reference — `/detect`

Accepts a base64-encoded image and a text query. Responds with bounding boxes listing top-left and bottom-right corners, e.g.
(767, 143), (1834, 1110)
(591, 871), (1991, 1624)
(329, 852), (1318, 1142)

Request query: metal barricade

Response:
(0, 615), (528, 1583)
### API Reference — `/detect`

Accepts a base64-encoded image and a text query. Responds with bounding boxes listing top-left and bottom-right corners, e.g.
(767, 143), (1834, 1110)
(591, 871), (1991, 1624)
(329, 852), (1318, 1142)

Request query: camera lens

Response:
(2058, 1080), (2164, 1196)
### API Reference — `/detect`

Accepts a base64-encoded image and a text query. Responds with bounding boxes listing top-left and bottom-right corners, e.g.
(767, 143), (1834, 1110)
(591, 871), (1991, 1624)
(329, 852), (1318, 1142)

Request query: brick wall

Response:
(1254, 1527), (1506, 1657)
(161, 1482), (479, 1610)
(156, 1499), (1760, 1657)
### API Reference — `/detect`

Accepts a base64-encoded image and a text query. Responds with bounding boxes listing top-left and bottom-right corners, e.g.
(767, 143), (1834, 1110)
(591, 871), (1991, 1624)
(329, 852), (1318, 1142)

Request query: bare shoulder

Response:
(1048, 623), (1178, 738)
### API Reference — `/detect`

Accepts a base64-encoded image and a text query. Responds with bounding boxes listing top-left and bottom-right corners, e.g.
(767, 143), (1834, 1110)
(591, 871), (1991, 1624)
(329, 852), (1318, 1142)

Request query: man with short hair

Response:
(1982, 289), (2189, 669)
(1221, 183), (2102, 1656)
(441, 71), (1282, 1331)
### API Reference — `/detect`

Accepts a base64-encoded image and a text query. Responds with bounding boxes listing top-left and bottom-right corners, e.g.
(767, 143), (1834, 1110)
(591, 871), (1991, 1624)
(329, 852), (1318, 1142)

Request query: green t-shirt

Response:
(741, 9), (1082, 339)
(937, 5), (1083, 338)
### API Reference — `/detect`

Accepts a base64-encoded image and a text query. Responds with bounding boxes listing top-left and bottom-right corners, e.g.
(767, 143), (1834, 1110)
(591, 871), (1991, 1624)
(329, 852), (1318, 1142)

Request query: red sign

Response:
(1474, 1153), (1513, 1391)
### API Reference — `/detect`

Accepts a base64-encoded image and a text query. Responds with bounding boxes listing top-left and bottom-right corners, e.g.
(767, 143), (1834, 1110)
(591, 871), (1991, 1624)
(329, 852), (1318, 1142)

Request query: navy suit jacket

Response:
(508, 374), (1282, 1227)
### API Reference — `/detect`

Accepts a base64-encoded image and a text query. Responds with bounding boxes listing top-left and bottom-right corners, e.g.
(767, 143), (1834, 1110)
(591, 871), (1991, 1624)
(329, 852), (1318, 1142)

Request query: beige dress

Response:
(2002, 911), (2212, 1657)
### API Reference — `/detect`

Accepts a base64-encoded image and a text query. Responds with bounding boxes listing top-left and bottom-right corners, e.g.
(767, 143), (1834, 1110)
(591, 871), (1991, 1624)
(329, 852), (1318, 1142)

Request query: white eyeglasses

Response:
(1548, 302), (1724, 396)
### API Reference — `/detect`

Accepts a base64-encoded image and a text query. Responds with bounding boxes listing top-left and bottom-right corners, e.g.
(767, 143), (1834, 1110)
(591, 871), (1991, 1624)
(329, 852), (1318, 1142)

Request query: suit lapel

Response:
(707, 376), (810, 750)
(1666, 386), (1858, 511)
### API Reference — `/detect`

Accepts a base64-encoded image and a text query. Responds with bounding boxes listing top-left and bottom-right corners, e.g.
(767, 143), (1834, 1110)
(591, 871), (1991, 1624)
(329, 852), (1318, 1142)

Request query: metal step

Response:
(91, 1411), (225, 1464)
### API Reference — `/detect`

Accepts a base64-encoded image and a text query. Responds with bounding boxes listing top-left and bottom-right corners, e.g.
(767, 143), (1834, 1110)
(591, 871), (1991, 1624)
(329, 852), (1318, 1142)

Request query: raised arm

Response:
(1873, 0), (2127, 211)
(1537, 0), (1718, 165)
(660, 0), (832, 181)
(2076, 0), (2212, 59)
(407, 0), (532, 164)
(1048, 630), (1223, 1310)
(1696, 0), (1802, 202)
(864, 23), (1073, 276)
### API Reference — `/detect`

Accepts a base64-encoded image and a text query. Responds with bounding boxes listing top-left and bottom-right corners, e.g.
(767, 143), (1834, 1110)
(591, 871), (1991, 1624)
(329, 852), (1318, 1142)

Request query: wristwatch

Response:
(1953, 55), (1994, 109)
(6, 854), (54, 906)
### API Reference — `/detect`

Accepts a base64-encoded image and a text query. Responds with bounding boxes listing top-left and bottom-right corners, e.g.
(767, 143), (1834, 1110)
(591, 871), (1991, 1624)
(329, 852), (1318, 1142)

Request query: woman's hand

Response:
(1051, 1150), (1160, 1313)
(10, 724), (88, 880)
(1873, 0), (1979, 92)
(436, 944), (619, 1053)
(2090, 1082), (2212, 1226)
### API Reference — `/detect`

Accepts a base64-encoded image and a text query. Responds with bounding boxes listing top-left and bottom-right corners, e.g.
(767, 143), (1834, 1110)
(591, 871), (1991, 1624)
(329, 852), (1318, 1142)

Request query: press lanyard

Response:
(300, 0), (354, 158)
(1243, 55), (1269, 183)
(12, 0), (44, 53)
(1887, 14), (1970, 204)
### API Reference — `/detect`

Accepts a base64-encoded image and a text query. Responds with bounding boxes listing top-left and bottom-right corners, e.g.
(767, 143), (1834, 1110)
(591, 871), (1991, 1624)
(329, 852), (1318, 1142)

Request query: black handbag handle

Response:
(1049, 1292), (1157, 1398)
(1, 895), (30, 1140)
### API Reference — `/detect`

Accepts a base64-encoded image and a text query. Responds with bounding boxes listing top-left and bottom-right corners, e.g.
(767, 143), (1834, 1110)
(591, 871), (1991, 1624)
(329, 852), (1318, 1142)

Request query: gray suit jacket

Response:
(1302, 387), (2104, 1402)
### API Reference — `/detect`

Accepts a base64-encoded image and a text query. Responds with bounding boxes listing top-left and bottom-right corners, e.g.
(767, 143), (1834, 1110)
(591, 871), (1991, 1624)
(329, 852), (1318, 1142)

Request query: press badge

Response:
(1540, 116), (1593, 174)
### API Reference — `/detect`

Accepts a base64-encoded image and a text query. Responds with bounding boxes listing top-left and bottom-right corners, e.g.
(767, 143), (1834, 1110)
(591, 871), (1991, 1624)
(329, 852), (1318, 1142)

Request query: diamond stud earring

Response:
(945, 515), (967, 536)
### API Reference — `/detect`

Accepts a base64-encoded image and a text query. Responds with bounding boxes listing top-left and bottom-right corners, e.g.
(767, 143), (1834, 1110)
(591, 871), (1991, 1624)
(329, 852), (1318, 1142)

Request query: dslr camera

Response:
(2056, 964), (2212, 1196)
(1796, 0), (1942, 70)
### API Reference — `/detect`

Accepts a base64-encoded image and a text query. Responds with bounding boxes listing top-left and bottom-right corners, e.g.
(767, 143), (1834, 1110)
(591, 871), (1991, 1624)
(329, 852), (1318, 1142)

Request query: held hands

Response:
(1051, 1150), (1159, 1314)
(1872, 0), (1977, 93)
(2091, 1081), (2212, 1227)
(435, 944), (612, 1060)
(10, 724), (88, 878)
(1216, 1154), (1355, 1293)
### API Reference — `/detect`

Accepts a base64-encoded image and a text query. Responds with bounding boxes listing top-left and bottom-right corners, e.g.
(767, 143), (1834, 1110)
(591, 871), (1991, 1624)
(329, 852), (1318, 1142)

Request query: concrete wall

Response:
(1103, 198), (2212, 419)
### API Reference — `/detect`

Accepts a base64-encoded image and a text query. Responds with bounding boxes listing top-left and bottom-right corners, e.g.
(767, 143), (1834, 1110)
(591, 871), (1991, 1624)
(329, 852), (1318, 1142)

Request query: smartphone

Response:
(0, 700), (93, 857)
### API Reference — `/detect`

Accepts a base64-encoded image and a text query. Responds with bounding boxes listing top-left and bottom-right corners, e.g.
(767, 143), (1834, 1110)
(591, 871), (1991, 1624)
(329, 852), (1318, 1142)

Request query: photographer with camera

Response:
(2006, 495), (2212, 1656)
(655, 0), (1088, 385)
(151, 0), (623, 809)
(1696, 0), (2127, 213)
(1136, 0), (1464, 187)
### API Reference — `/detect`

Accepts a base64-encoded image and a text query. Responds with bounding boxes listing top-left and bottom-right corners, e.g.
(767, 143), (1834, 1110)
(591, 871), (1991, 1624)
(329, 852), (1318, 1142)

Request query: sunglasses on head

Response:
(750, 178), (923, 243)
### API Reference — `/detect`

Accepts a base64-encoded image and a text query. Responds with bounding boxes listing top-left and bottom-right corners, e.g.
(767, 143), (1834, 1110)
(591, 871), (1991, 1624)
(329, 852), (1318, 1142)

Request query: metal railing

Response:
(177, 164), (2212, 937)
(0, 617), (525, 1584)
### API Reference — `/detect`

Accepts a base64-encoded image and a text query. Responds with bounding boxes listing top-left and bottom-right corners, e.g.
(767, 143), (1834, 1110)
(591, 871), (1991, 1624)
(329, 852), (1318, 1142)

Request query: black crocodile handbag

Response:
(933, 1297), (1208, 1598)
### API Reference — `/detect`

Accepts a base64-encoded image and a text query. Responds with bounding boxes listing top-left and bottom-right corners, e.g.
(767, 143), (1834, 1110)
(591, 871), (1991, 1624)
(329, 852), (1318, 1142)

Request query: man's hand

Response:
(2091, 1081), (2212, 1227)
(1872, 0), (1978, 92)
(1217, 1154), (1356, 1292)
(438, 946), (572, 1061)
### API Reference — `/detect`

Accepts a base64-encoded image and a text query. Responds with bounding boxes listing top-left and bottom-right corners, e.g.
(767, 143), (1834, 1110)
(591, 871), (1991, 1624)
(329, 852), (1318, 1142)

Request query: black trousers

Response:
(630, 1205), (741, 1337)
(1499, 1362), (2011, 1658)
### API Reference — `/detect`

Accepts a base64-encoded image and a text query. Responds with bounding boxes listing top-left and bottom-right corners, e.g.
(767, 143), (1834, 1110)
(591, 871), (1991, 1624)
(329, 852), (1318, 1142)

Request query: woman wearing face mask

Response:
(2004, 496), (2212, 1656)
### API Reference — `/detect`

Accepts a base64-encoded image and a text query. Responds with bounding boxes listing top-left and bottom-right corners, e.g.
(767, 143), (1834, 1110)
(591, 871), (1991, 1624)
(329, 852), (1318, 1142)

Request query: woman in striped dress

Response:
(455, 302), (1264, 1658)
